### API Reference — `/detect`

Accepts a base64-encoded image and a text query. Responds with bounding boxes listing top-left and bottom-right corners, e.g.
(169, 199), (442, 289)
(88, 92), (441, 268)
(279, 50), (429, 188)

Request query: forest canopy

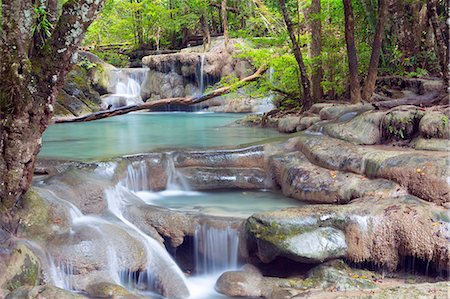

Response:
(83, 0), (448, 102)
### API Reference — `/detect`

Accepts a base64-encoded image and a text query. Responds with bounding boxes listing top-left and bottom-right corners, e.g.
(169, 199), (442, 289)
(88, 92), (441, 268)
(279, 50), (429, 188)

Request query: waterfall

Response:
(103, 68), (149, 109)
(198, 54), (206, 95)
(165, 156), (191, 191)
(194, 224), (239, 275)
(124, 161), (150, 192)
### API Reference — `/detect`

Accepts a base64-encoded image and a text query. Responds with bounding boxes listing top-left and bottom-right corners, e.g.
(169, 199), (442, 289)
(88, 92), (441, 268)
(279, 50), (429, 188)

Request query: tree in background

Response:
(310, 0), (323, 101)
(343, 0), (361, 103)
(0, 0), (105, 214)
(279, 0), (312, 109)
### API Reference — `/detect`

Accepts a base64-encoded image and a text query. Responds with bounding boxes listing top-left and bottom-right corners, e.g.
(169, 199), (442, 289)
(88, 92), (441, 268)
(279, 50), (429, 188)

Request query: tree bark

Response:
(221, 0), (229, 48)
(200, 13), (211, 52)
(55, 66), (268, 123)
(0, 0), (105, 212)
(279, 0), (313, 109)
(427, 0), (449, 84)
(362, 0), (388, 101)
(343, 0), (361, 103)
(310, 0), (323, 101)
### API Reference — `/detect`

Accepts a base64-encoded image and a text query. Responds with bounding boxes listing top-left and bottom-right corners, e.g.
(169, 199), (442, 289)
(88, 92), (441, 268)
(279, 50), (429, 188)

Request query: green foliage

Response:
(441, 115), (449, 127)
(91, 50), (129, 67)
(78, 56), (97, 71)
(32, 5), (54, 46)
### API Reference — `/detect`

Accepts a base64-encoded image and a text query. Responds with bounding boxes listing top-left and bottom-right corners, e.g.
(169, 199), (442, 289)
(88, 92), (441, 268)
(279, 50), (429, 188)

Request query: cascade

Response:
(198, 54), (206, 95)
(103, 68), (149, 109)
(194, 224), (239, 275)
(124, 161), (150, 192)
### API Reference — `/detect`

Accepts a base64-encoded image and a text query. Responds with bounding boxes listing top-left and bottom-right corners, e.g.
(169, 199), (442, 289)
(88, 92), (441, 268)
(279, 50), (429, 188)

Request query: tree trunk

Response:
(362, 0), (388, 101)
(343, 0), (361, 103)
(279, 0), (313, 109)
(0, 0), (104, 212)
(310, 0), (323, 101)
(221, 0), (229, 48)
(200, 13), (211, 52)
(427, 0), (449, 84)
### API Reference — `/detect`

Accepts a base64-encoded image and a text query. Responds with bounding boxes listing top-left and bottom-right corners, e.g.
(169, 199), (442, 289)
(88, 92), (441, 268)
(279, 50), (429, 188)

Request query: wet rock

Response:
(17, 188), (71, 240)
(86, 282), (134, 298)
(358, 281), (449, 299)
(125, 204), (196, 247)
(215, 265), (264, 297)
(295, 134), (450, 204)
(319, 104), (373, 120)
(296, 116), (320, 131)
(172, 146), (265, 169)
(278, 117), (301, 133)
(419, 111), (450, 139)
(5, 285), (87, 299)
(306, 260), (378, 291)
(269, 152), (404, 204)
(179, 167), (267, 190)
(245, 195), (449, 271)
(0, 244), (41, 292)
(323, 111), (386, 145)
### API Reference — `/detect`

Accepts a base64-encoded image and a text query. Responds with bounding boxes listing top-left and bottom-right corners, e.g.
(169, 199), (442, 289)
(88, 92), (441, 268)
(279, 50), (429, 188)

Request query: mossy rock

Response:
(382, 109), (425, 141)
(5, 285), (87, 299)
(0, 244), (41, 292)
(419, 112), (450, 139)
(86, 282), (134, 298)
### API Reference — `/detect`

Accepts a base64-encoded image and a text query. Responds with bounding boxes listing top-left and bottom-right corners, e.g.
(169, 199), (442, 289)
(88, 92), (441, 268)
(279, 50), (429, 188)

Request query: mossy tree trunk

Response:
(221, 0), (229, 48)
(0, 0), (104, 214)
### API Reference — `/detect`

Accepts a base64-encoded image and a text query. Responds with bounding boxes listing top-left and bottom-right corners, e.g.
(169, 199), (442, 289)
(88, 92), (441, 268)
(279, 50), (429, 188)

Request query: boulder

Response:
(277, 117), (301, 133)
(295, 134), (450, 205)
(382, 108), (425, 140)
(215, 265), (263, 297)
(85, 282), (135, 298)
(0, 244), (41, 292)
(319, 104), (373, 120)
(323, 111), (386, 145)
(419, 112), (450, 139)
(269, 152), (404, 204)
(244, 195), (449, 271)
(296, 116), (321, 131)
(5, 285), (87, 299)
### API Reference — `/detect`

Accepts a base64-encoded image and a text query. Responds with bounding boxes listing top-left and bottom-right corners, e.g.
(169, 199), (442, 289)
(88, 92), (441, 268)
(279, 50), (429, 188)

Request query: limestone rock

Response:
(5, 285), (87, 299)
(245, 195), (449, 271)
(0, 244), (41, 292)
(278, 117), (302, 133)
(215, 265), (263, 297)
(419, 112), (450, 139)
(296, 116), (321, 131)
(319, 104), (373, 120)
(86, 282), (135, 298)
(412, 138), (450, 151)
(323, 111), (386, 145)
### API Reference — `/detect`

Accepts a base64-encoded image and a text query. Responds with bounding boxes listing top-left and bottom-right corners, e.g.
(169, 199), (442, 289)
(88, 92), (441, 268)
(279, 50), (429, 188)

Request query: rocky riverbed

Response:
(1, 105), (448, 298)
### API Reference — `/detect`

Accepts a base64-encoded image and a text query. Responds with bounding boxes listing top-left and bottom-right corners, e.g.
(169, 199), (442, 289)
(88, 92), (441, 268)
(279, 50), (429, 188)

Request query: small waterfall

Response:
(103, 68), (148, 109)
(194, 224), (239, 275)
(198, 54), (206, 95)
(124, 161), (150, 192)
(165, 156), (191, 191)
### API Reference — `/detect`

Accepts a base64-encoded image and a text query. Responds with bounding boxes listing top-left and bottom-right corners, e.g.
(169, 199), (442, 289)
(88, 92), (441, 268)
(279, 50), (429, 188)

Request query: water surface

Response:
(41, 112), (281, 160)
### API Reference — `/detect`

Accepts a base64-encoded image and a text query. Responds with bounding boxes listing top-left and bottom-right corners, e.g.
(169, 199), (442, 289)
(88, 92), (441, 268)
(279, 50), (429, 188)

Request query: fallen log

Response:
(372, 91), (442, 110)
(54, 65), (267, 123)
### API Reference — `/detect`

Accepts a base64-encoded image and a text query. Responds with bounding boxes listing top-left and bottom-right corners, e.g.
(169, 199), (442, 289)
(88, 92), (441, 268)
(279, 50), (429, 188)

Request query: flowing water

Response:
(34, 68), (297, 298)
(102, 68), (148, 109)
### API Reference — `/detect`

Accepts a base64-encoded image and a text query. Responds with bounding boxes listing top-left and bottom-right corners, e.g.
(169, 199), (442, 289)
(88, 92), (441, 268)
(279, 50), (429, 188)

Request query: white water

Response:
(102, 68), (148, 109)
(121, 158), (241, 298)
(198, 54), (206, 95)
